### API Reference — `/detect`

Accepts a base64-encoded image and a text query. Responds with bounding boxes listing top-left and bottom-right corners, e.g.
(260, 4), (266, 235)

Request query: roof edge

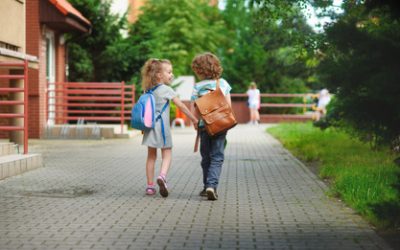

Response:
(48, 0), (91, 26)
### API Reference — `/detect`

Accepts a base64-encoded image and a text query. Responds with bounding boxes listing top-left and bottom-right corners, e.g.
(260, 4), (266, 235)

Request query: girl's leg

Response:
(255, 109), (260, 122)
(146, 147), (157, 186)
(250, 108), (256, 122)
(157, 148), (172, 198)
(160, 148), (172, 177)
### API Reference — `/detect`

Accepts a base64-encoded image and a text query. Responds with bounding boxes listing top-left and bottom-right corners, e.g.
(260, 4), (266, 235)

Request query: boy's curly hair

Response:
(191, 52), (223, 80)
(141, 58), (171, 91)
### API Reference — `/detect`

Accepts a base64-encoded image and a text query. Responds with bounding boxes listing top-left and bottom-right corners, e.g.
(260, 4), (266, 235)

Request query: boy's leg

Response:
(146, 147), (157, 185)
(200, 130), (211, 190)
(205, 132), (226, 190)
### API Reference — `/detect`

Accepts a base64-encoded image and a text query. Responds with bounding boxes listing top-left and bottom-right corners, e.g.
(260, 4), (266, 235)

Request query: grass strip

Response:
(267, 122), (400, 228)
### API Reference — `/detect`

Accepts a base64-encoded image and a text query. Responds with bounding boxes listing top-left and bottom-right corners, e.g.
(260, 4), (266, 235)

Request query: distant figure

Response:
(246, 82), (260, 125)
(314, 88), (331, 121)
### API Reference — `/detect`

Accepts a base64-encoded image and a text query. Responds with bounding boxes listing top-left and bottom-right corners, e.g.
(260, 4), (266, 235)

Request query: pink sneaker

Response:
(157, 175), (169, 197)
(145, 186), (156, 196)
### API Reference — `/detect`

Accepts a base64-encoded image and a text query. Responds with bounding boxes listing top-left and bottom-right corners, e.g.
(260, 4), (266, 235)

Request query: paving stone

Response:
(0, 125), (393, 249)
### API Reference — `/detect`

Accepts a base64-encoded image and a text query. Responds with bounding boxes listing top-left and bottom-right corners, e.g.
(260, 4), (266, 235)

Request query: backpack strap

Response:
(146, 84), (169, 146)
(155, 100), (170, 146)
(146, 84), (162, 94)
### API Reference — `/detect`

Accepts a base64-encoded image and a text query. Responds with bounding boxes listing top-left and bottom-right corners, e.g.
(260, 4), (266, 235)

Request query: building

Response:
(1, 0), (91, 142)
(26, 0), (91, 138)
(0, 0), (38, 143)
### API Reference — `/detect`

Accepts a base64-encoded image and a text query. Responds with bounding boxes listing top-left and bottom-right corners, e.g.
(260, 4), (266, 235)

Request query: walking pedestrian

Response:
(247, 82), (260, 125)
(191, 52), (233, 201)
(140, 58), (198, 197)
(314, 88), (331, 121)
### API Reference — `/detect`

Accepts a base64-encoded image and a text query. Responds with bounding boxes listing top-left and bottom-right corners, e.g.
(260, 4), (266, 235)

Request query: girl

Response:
(191, 52), (233, 201)
(247, 82), (260, 125)
(141, 59), (198, 197)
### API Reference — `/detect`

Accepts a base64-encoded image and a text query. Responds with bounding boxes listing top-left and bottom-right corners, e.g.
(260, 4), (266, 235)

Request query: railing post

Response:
(23, 60), (28, 154)
(45, 81), (48, 125)
(120, 81), (125, 134)
(63, 82), (68, 124)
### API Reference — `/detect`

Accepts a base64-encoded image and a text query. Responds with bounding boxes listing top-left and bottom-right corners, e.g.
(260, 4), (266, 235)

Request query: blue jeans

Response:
(200, 130), (226, 190)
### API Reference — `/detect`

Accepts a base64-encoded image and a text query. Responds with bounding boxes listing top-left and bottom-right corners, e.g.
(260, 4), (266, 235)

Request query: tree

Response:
(220, 0), (268, 93)
(67, 0), (139, 82)
(317, 2), (400, 147)
(221, 0), (318, 94)
(129, 0), (228, 79)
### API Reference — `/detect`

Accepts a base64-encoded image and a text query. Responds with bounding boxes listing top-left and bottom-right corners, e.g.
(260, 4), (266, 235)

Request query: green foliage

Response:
(268, 122), (400, 228)
(222, 0), (319, 94)
(66, 0), (321, 97)
(67, 0), (139, 82)
(169, 101), (176, 121)
(317, 3), (400, 148)
(130, 0), (227, 78)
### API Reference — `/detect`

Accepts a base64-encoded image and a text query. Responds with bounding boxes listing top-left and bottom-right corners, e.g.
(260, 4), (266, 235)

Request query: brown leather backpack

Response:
(195, 79), (237, 136)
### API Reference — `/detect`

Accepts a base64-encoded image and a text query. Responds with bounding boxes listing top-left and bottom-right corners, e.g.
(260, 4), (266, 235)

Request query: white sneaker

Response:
(206, 187), (218, 200)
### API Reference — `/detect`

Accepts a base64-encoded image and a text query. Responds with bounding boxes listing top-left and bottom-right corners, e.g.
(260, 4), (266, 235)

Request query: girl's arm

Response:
(172, 97), (198, 129)
(191, 102), (201, 120)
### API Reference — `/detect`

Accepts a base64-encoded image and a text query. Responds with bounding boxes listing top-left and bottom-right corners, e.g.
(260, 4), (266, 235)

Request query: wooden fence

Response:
(230, 93), (316, 123)
(46, 82), (135, 132)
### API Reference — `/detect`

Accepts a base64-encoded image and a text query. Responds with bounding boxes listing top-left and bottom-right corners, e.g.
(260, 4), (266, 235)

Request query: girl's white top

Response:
(247, 88), (260, 106)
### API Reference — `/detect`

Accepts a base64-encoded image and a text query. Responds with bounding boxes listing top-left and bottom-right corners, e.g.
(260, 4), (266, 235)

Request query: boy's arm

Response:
(172, 97), (198, 129)
(225, 93), (232, 107)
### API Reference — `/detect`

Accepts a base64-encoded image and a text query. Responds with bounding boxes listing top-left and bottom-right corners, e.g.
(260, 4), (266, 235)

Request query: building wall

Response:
(0, 0), (25, 138)
(0, 0), (25, 52)
(26, 0), (46, 138)
(55, 34), (66, 83)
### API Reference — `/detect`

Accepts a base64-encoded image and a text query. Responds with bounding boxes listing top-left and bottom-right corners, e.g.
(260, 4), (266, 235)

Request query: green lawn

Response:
(267, 122), (400, 228)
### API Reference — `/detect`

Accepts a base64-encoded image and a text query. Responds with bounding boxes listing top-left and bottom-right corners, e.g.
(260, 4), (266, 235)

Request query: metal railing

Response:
(46, 82), (135, 133)
(0, 60), (29, 153)
(231, 93), (316, 122)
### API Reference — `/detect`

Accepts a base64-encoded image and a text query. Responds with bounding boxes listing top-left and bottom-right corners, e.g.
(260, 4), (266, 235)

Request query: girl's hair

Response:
(141, 58), (171, 91)
(191, 52), (223, 80)
(249, 82), (257, 89)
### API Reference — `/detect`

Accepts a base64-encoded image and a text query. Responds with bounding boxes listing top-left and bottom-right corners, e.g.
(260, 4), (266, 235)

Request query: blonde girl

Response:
(247, 82), (260, 125)
(141, 59), (198, 197)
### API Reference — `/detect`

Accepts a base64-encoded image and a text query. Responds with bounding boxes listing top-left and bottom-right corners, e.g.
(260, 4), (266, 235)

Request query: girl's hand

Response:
(192, 119), (199, 130)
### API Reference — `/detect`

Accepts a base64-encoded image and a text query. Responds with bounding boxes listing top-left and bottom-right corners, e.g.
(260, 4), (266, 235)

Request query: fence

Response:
(46, 82), (135, 133)
(0, 60), (29, 153)
(230, 93), (316, 123)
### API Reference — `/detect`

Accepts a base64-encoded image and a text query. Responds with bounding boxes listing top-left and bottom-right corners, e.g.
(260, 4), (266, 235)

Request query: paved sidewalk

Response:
(0, 125), (392, 250)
